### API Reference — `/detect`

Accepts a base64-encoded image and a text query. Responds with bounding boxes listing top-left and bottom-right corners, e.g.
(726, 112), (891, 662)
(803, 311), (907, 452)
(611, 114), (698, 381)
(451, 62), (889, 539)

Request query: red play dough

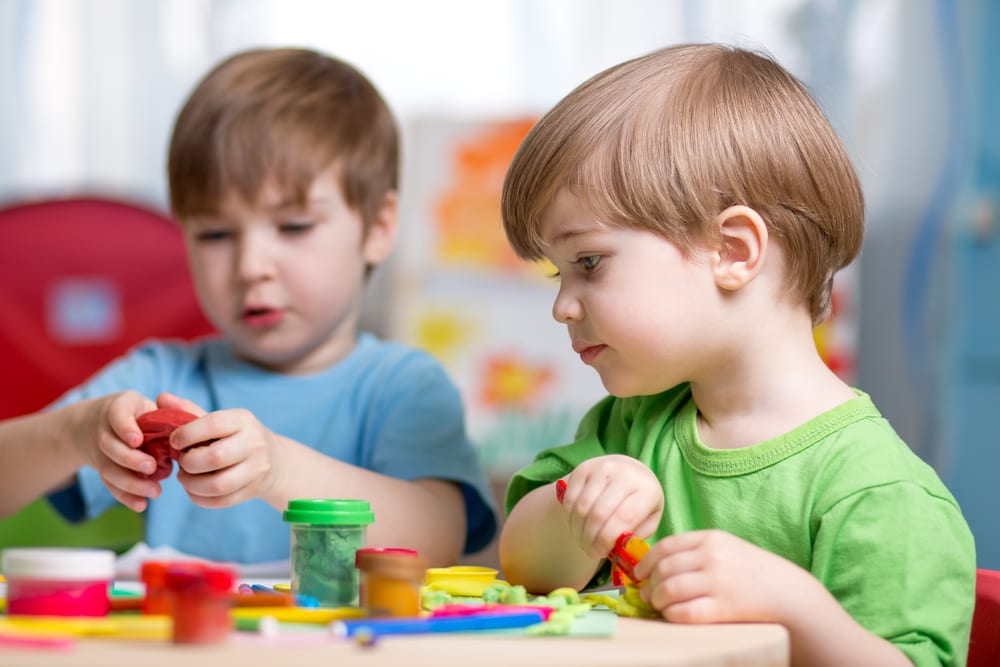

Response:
(136, 408), (199, 481)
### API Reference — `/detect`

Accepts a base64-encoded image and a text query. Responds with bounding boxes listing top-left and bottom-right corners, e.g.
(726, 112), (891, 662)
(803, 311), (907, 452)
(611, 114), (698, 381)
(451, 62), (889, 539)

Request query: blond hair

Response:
(501, 43), (864, 324)
(168, 48), (398, 233)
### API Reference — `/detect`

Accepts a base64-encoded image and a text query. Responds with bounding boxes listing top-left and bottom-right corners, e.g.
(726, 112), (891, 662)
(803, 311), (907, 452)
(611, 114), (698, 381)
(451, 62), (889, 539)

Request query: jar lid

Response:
(164, 562), (236, 593)
(1, 548), (115, 580)
(282, 498), (374, 525)
(355, 548), (428, 579)
(140, 560), (172, 586)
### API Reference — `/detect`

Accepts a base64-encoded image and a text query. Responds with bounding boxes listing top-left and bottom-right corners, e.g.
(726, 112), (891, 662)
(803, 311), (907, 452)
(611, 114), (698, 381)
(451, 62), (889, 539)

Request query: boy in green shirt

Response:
(499, 43), (975, 667)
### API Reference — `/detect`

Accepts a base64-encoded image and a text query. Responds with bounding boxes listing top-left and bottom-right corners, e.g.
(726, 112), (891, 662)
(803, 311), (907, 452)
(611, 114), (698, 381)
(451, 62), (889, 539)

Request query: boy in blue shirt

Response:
(498, 44), (973, 666)
(0, 48), (496, 566)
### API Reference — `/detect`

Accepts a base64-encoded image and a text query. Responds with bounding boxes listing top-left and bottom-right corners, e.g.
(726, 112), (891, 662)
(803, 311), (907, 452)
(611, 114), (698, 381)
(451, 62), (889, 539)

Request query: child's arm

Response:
(157, 393), (468, 565)
(500, 454), (664, 594)
(499, 481), (602, 592)
(635, 530), (911, 667)
(0, 392), (162, 516)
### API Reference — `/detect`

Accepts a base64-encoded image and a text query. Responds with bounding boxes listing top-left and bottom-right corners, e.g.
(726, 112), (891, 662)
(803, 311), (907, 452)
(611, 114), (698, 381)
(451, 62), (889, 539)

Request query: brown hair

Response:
(168, 48), (398, 233)
(501, 43), (864, 324)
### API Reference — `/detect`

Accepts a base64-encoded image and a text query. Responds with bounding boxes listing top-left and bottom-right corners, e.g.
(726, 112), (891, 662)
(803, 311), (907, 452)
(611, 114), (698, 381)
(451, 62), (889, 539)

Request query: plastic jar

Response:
(1, 547), (115, 617)
(164, 561), (236, 644)
(140, 560), (172, 615)
(355, 547), (427, 617)
(283, 498), (374, 607)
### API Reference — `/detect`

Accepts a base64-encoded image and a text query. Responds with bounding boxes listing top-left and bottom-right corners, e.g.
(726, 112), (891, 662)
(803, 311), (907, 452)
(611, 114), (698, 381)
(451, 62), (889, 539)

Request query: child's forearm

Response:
(0, 404), (89, 516)
(259, 441), (466, 565)
(499, 483), (601, 594)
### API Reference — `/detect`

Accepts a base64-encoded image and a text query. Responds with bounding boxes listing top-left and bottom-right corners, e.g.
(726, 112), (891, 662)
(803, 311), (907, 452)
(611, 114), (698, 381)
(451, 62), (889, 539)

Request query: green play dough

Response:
(283, 499), (374, 607)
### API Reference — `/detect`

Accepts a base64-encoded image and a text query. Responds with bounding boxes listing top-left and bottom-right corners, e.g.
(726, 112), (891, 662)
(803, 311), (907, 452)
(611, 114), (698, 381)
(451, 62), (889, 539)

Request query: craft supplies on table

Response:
(1, 548), (115, 617)
(355, 547), (426, 617)
(231, 605), (365, 625)
(332, 608), (547, 639)
(283, 498), (374, 607)
(164, 561), (237, 644)
(423, 565), (500, 597)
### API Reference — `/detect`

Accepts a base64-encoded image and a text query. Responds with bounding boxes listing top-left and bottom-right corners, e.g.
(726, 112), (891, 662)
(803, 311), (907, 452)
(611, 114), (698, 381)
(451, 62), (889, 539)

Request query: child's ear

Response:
(362, 190), (399, 266)
(711, 205), (768, 291)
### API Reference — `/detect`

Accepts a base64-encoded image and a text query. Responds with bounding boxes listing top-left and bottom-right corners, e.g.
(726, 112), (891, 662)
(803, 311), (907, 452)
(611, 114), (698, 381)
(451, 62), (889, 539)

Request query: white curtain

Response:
(0, 0), (898, 210)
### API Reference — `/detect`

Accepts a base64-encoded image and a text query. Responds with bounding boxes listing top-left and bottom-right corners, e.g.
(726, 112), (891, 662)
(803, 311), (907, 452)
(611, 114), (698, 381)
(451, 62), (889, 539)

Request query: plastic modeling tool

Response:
(332, 609), (546, 639)
(608, 532), (650, 586)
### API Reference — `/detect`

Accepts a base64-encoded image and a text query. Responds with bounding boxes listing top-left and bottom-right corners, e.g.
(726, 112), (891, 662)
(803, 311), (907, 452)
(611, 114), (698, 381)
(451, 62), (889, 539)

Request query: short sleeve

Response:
(811, 482), (976, 667)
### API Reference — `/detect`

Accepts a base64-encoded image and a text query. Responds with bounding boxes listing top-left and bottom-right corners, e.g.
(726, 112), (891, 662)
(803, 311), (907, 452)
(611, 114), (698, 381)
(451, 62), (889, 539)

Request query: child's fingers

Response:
(655, 529), (711, 554)
(98, 428), (158, 476)
(644, 568), (707, 611)
(155, 392), (206, 417)
(634, 508), (662, 540)
(175, 433), (240, 475)
(568, 482), (620, 557)
(636, 532), (707, 580)
(662, 593), (723, 625)
(170, 408), (246, 451)
(107, 393), (156, 448)
(109, 490), (148, 513)
(100, 468), (161, 510)
(178, 465), (255, 509)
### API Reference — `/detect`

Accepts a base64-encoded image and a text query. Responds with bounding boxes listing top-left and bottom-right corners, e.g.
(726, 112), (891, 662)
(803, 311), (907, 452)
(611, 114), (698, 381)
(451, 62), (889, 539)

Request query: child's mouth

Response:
(241, 307), (284, 328)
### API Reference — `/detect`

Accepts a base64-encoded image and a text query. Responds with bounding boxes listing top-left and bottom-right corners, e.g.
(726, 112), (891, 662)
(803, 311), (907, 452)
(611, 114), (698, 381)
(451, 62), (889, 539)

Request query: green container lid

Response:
(282, 499), (374, 526)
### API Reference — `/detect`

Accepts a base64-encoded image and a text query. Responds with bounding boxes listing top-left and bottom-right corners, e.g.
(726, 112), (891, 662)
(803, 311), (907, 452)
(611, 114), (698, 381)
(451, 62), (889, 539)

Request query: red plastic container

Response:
(140, 560), (173, 615)
(164, 562), (236, 644)
(1, 548), (114, 617)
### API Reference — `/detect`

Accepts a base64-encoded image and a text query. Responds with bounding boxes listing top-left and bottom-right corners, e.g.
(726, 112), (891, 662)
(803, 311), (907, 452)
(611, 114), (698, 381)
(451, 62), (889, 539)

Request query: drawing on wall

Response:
(392, 118), (604, 476)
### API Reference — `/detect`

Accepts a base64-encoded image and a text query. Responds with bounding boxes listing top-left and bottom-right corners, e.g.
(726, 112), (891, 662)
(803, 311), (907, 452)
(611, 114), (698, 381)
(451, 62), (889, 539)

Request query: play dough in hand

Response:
(136, 408), (201, 481)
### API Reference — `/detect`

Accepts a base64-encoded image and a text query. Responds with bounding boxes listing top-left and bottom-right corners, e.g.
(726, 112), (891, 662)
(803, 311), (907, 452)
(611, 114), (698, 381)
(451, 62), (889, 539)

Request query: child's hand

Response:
(635, 529), (818, 625)
(158, 393), (281, 508)
(558, 454), (663, 560)
(85, 390), (163, 512)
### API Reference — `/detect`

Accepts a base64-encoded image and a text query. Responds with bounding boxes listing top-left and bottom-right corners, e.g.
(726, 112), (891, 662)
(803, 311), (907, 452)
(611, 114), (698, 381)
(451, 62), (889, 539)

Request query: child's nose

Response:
(552, 287), (584, 323)
(236, 233), (276, 281)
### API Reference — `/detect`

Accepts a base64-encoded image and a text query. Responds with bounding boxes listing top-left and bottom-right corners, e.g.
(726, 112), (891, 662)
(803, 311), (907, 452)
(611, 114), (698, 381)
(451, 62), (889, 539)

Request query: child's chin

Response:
(601, 376), (662, 398)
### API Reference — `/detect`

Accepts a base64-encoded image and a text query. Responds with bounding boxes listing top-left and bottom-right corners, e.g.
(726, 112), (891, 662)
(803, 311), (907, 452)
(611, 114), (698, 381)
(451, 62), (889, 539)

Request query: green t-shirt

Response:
(506, 385), (975, 667)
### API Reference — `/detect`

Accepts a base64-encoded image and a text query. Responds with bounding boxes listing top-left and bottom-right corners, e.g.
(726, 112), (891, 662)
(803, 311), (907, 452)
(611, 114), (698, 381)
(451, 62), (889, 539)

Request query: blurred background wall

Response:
(0, 0), (996, 567)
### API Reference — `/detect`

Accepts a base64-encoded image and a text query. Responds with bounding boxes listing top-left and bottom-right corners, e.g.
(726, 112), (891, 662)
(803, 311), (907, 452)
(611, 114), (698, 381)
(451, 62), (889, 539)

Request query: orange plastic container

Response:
(355, 548), (427, 617)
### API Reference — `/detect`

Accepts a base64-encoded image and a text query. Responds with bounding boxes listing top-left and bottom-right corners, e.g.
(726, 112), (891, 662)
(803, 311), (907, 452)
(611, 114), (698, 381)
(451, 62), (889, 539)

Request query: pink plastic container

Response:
(2, 547), (115, 617)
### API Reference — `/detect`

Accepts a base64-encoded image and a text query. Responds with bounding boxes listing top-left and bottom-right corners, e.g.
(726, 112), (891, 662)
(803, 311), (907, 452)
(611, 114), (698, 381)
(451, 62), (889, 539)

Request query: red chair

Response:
(0, 196), (214, 419)
(970, 568), (1000, 667)
(0, 196), (214, 550)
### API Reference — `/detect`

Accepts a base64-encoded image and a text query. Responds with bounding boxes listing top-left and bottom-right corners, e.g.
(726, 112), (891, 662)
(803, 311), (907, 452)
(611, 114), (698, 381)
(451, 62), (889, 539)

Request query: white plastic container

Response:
(2, 547), (115, 616)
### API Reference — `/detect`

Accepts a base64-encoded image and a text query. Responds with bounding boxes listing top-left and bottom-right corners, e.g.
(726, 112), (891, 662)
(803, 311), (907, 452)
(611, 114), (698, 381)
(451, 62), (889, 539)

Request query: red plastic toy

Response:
(136, 408), (200, 481)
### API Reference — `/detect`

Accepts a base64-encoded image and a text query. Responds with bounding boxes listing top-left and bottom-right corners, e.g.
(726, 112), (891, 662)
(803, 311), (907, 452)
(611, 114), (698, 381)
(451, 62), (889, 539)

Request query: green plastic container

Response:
(282, 499), (374, 607)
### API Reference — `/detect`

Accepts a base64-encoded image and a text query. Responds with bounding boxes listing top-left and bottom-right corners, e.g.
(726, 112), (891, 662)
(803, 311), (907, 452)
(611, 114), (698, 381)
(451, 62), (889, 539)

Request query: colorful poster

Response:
(391, 118), (605, 476)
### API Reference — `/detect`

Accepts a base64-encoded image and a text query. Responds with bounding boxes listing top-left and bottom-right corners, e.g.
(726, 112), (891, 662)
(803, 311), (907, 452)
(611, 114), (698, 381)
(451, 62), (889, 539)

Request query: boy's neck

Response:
(689, 316), (855, 451)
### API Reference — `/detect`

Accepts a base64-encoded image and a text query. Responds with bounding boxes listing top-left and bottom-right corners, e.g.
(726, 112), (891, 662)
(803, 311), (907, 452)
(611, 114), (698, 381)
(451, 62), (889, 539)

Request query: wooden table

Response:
(0, 616), (789, 667)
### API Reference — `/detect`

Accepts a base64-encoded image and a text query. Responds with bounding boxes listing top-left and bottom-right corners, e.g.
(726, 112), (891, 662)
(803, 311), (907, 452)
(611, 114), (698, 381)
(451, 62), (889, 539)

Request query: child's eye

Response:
(279, 221), (314, 235)
(194, 229), (232, 242)
(575, 255), (601, 272)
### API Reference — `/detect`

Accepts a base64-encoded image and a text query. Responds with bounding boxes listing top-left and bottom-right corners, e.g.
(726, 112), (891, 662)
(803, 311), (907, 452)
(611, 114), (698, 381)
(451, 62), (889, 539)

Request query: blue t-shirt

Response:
(47, 333), (496, 562)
